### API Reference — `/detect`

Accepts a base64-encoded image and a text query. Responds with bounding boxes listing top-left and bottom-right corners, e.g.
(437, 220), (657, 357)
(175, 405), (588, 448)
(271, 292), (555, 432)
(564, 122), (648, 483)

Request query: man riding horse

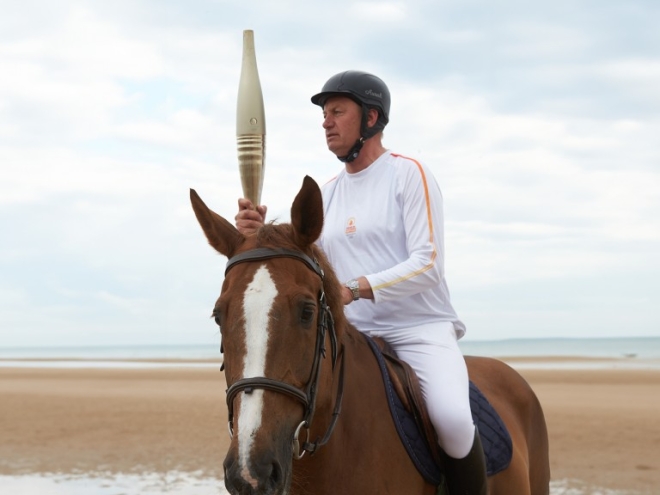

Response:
(236, 70), (488, 495)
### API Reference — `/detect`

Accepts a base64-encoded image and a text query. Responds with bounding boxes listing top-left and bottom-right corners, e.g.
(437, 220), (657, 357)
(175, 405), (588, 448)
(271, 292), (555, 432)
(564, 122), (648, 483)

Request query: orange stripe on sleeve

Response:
(371, 154), (437, 291)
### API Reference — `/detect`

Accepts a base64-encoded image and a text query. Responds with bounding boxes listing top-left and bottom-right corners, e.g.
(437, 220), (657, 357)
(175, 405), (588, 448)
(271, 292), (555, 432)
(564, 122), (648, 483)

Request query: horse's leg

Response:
(487, 438), (533, 495)
(490, 425), (549, 495)
(466, 357), (551, 495)
(509, 370), (551, 495)
(526, 402), (551, 495)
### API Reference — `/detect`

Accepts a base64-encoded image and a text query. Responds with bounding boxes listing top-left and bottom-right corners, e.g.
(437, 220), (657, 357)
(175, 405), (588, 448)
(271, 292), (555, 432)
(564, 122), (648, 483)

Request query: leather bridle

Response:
(223, 247), (345, 459)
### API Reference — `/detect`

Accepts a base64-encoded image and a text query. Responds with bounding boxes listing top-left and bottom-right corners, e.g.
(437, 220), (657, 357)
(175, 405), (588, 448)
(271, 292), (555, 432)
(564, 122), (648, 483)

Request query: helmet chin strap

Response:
(337, 104), (373, 163)
(337, 137), (365, 163)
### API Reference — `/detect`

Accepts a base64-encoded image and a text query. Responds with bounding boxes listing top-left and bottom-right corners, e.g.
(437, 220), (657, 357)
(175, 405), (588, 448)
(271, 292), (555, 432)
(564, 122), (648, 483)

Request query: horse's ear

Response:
(291, 176), (324, 248)
(190, 189), (244, 258)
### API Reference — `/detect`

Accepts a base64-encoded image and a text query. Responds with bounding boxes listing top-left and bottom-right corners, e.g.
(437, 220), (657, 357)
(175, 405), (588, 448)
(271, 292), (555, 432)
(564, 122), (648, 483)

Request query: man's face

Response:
(322, 96), (362, 157)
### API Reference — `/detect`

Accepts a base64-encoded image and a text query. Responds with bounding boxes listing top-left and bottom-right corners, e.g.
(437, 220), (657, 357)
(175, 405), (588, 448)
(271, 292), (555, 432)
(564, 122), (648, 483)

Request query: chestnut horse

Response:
(191, 176), (550, 495)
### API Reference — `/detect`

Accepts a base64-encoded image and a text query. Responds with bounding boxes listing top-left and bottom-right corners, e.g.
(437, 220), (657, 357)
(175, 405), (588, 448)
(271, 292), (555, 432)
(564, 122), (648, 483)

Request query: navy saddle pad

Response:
(367, 336), (512, 484)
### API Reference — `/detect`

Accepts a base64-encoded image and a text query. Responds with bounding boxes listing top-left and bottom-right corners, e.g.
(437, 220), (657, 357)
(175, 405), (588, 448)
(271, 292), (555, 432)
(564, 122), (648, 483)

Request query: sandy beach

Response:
(1, 360), (658, 494)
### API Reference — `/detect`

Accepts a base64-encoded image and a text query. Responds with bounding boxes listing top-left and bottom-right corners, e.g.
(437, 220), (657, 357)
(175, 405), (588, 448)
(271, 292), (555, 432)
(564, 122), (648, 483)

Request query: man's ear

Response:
(367, 107), (379, 128)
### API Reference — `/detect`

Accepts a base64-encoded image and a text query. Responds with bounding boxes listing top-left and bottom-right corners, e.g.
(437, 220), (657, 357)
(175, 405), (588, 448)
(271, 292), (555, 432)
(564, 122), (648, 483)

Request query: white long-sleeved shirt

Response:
(319, 151), (465, 338)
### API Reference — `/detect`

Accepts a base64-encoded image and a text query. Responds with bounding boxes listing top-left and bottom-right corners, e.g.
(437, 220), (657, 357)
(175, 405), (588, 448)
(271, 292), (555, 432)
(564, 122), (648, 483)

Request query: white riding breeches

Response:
(363, 321), (475, 459)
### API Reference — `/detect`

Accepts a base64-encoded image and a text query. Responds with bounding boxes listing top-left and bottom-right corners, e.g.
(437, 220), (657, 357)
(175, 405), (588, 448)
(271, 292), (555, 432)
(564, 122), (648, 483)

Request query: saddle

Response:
(366, 335), (512, 485)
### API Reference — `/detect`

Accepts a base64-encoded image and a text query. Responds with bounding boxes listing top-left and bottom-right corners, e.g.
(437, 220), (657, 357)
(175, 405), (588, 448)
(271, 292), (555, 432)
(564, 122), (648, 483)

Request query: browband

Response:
(225, 247), (324, 280)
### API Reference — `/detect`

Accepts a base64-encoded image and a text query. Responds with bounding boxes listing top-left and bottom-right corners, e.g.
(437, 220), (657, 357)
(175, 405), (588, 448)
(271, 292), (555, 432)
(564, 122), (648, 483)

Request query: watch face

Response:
(348, 280), (359, 300)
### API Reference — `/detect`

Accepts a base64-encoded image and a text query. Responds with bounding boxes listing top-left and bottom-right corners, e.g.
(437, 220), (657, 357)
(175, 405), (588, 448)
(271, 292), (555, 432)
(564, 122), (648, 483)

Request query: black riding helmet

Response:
(311, 70), (391, 162)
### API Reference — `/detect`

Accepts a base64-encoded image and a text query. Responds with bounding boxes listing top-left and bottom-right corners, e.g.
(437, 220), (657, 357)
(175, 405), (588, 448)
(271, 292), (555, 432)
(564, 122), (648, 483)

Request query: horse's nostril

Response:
(224, 451), (285, 494)
(269, 460), (282, 486)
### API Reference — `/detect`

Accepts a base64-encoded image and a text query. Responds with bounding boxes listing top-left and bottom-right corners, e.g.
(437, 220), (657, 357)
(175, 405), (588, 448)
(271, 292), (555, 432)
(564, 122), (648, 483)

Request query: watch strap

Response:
(345, 279), (360, 301)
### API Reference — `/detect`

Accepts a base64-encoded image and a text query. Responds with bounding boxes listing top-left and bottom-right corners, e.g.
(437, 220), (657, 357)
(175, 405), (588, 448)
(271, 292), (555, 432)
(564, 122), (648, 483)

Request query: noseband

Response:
(223, 247), (345, 458)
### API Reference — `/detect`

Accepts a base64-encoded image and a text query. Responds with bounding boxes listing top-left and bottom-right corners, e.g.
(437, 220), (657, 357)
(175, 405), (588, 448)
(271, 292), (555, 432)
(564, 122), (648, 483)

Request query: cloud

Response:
(349, 2), (409, 22)
(1, 0), (659, 347)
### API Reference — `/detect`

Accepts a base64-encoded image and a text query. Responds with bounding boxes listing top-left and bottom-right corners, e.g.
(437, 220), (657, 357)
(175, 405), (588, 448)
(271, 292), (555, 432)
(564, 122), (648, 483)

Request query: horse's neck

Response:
(340, 328), (391, 420)
(312, 326), (385, 434)
(292, 326), (430, 494)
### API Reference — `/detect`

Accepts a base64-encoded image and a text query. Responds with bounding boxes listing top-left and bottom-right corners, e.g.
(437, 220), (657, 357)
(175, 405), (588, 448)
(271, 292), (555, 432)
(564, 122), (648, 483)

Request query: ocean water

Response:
(457, 336), (660, 359)
(0, 344), (221, 360)
(0, 344), (221, 368)
(1, 337), (659, 367)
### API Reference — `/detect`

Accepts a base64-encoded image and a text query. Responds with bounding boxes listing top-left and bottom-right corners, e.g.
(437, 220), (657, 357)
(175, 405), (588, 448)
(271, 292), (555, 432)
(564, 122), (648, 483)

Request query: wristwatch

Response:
(345, 279), (360, 301)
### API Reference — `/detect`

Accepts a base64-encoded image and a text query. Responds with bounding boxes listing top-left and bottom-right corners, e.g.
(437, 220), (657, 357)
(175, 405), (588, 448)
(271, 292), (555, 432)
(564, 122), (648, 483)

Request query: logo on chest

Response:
(345, 217), (357, 236)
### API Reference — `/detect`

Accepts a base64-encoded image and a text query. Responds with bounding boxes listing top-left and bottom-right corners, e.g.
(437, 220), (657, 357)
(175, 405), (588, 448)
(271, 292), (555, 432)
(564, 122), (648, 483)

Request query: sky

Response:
(1, 0), (659, 347)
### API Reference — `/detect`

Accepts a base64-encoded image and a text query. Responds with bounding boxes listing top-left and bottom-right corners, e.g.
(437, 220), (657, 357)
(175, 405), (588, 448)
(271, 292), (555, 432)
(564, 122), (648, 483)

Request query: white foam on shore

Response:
(0, 474), (644, 495)
(550, 478), (639, 495)
(0, 472), (229, 495)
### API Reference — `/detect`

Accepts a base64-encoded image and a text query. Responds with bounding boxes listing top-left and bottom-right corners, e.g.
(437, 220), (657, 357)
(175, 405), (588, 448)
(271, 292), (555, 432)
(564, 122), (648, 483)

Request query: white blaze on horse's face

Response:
(237, 264), (278, 485)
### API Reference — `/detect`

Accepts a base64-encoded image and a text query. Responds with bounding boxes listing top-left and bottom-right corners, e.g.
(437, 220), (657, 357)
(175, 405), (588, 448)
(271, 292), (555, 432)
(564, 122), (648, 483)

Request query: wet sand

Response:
(0, 361), (658, 493)
(520, 365), (660, 493)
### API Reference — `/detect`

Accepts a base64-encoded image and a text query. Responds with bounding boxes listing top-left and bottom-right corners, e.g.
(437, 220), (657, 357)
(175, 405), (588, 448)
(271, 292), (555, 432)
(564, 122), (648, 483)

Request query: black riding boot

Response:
(438, 428), (488, 495)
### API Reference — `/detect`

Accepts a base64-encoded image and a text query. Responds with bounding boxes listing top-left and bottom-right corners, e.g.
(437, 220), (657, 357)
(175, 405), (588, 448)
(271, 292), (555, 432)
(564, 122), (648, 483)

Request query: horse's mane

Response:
(256, 223), (349, 334)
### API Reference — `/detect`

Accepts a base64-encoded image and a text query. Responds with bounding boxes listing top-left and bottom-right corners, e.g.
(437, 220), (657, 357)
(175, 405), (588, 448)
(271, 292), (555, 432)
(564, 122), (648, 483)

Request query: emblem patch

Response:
(345, 217), (357, 236)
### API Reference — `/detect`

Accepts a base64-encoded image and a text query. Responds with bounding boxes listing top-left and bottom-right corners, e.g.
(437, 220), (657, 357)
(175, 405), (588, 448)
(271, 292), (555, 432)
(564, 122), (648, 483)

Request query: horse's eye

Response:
(300, 304), (315, 325)
(212, 309), (222, 328)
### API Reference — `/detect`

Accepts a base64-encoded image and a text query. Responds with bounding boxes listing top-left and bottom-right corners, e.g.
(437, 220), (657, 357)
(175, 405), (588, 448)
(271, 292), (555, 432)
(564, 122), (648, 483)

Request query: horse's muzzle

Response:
(223, 449), (290, 495)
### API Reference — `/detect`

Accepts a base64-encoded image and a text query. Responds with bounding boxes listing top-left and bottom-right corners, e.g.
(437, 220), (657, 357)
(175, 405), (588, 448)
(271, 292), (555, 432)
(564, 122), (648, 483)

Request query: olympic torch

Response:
(236, 29), (266, 207)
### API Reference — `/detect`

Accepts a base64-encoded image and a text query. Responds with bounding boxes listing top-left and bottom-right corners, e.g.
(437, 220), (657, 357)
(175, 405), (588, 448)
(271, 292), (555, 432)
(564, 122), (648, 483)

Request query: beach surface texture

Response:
(1, 357), (658, 494)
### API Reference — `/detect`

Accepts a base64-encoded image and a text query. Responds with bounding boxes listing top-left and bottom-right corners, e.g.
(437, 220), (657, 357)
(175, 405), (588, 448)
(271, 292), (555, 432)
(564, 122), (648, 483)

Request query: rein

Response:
(223, 247), (345, 459)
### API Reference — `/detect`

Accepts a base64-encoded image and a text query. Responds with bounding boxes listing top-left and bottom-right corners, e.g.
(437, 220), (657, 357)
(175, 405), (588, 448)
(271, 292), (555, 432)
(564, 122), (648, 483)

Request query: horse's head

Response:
(191, 176), (346, 495)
